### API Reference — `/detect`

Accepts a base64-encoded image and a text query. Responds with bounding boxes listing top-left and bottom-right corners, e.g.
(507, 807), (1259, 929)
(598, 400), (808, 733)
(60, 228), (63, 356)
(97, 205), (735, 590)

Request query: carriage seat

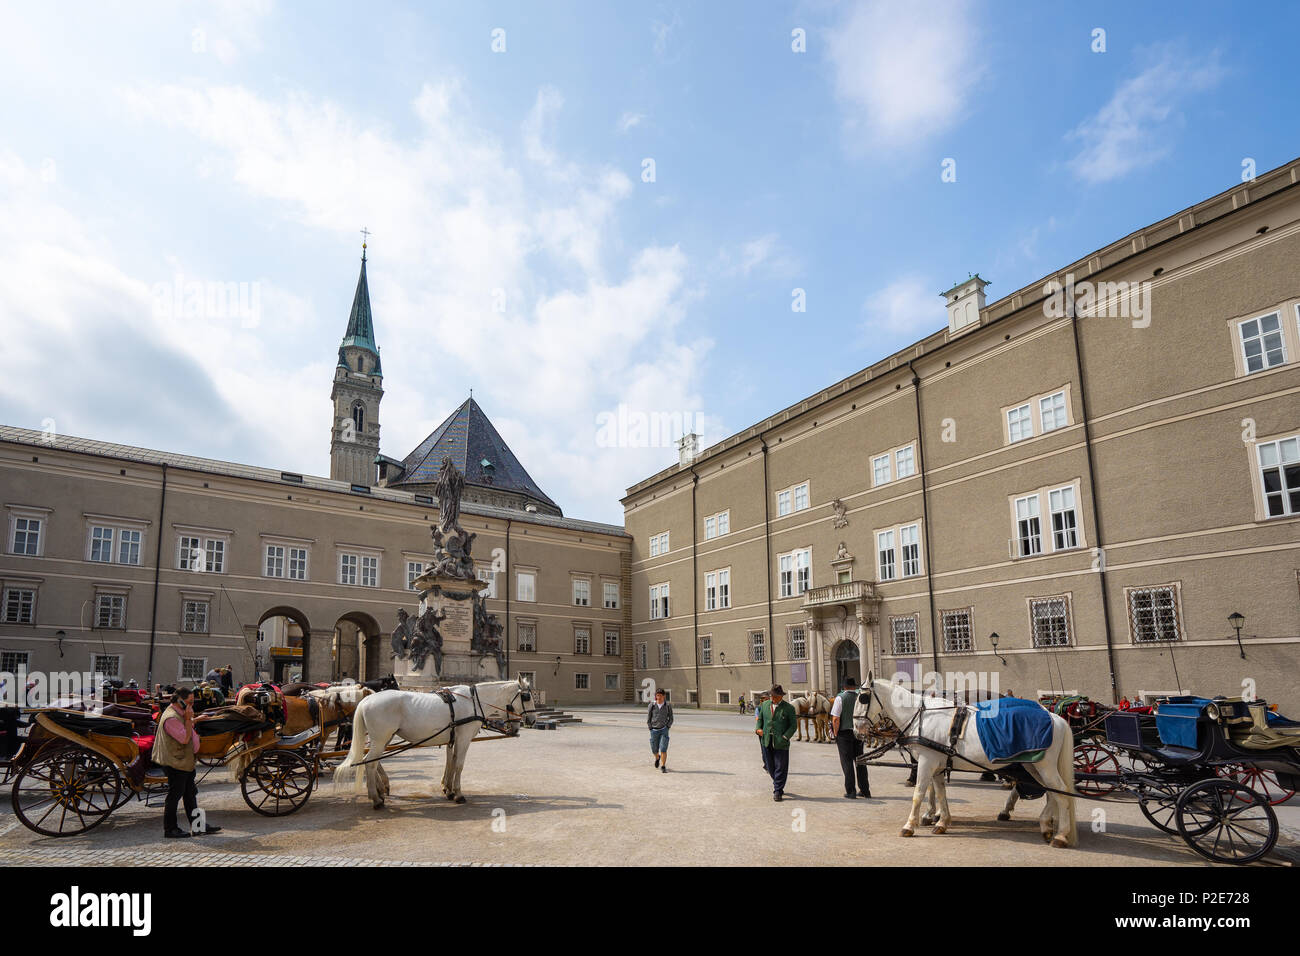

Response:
(274, 728), (318, 750)
(194, 705), (273, 736)
(1227, 701), (1300, 751)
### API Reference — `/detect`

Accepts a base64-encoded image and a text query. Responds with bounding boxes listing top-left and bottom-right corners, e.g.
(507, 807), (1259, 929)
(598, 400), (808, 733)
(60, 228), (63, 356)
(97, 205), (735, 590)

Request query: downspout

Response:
(907, 362), (941, 676)
(761, 436), (776, 687)
(1068, 304), (1120, 703)
(504, 517), (512, 677)
(690, 466), (701, 708)
(146, 463), (168, 691)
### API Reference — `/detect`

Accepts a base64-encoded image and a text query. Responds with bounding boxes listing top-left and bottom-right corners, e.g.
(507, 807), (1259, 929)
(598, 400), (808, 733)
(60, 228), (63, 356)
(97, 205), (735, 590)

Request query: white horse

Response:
(857, 678), (1077, 847)
(333, 678), (536, 809)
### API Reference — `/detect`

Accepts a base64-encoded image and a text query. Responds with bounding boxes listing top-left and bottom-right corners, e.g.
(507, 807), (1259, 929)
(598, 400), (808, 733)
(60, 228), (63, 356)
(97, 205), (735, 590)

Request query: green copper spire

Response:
(338, 245), (381, 374)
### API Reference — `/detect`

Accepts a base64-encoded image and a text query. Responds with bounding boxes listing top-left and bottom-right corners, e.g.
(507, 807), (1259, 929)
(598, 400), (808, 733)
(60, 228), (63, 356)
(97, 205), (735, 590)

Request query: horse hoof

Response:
(1041, 831), (1054, 844)
(454, 795), (466, 805)
(1051, 836), (1070, 848)
(900, 828), (914, 838)
(920, 814), (934, 826)
(996, 812), (1011, 821)
(931, 825), (947, 835)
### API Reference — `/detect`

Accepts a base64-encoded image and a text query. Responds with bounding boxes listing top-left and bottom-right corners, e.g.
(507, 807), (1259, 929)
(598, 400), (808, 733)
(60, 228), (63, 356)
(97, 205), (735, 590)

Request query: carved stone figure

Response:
(408, 606), (447, 674)
(391, 607), (413, 659)
(426, 457), (479, 581)
(433, 456), (465, 533)
(831, 498), (849, 529)
(836, 541), (852, 561)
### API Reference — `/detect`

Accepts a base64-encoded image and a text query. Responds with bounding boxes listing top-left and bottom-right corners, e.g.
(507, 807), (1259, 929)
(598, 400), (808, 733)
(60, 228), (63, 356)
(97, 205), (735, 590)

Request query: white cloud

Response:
(826, 0), (983, 149)
(716, 233), (800, 279)
(1066, 49), (1226, 184)
(617, 111), (645, 133)
(861, 275), (941, 338)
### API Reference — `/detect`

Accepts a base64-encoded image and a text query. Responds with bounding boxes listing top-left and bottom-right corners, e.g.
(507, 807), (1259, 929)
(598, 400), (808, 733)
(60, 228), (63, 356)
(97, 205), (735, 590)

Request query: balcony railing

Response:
(801, 580), (878, 608)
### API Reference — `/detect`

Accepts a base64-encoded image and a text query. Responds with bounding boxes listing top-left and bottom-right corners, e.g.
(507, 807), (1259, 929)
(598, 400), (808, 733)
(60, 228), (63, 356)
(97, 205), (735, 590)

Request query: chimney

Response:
(942, 274), (988, 336)
(678, 432), (700, 468)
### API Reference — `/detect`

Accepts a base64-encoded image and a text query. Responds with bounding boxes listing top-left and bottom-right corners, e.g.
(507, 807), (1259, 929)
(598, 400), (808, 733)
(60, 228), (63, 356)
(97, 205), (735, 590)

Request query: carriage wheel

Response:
(241, 749), (314, 817)
(1138, 781), (1188, 835)
(1073, 742), (1121, 794)
(1216, 764), (1296, 806)
(11, 745), (123, 837)
(1175, 779), (1278, 865)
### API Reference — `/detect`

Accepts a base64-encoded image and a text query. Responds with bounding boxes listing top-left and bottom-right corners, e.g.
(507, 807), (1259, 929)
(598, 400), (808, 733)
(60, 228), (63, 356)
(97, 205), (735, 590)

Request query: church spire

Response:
(338, 239), (381, 374)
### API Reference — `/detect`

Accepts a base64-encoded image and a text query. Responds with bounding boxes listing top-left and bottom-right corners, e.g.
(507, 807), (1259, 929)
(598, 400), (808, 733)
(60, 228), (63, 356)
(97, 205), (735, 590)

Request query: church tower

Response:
(330, 244), (383, 485)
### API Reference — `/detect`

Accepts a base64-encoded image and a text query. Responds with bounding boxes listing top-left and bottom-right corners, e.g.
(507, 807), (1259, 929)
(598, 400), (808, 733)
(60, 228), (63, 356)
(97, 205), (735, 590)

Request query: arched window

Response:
(356, 356), (364, 373)
(352, 403), (365, 434)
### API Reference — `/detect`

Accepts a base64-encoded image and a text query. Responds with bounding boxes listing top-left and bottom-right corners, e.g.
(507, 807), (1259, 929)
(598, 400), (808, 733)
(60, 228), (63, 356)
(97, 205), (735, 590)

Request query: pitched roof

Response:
(389, 397), (559, 513)
(338, 254), (381, 373)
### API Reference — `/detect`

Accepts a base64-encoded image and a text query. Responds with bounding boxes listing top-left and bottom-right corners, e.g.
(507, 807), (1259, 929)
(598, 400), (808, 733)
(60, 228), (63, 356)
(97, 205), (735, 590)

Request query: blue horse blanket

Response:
(974, 698), (1053, 763)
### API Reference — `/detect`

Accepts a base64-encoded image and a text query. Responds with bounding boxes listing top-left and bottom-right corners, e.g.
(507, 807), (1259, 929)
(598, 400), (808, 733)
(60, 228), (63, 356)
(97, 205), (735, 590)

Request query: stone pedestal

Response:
(393, 571), (502, 691)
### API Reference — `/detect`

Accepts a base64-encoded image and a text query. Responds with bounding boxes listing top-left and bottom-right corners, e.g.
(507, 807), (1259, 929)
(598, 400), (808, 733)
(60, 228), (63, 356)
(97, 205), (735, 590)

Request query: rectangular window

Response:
(704, 515), (716, 539)
(636, 642), (648, 669)
(1258, 436), (1300, 518)
(649, 583), (670, 620)
(1239, 311), (1286, 373)
(0, 651), (30, 673)
(895, 445), (916, 479)
(266, 545), (286, 578)
(95, 595), (126, 629)
(788, 625), (807, 661)
(575, 673), (590, 690)
(517, 570), (536, 602)
(204, 539), (224, 573)
(574, 627), (591, 655)
(92, 654), (121, 679)
(360, 555), (378, 587)
(900, 524), (920, 577)
(1007, 404), (1034, 443)
(178, 536), (201, 570)
(3, 588), (36, 625)
(716, 511), (729, 535)
(718, 568), (730, 608)
(407, 561), (424, 590)
(649, 534), (659, 557)
(573, 578), (590, 606)
(793, 483), (809, 511)
(877, 530), (896, 581)
(705, 571), (717, 611)
(1030, 597), (1071, 648)
(118, 529), (141, 566)
(701, 635), (712, 665)
(517, 622), (536, 652)
(480, 569), (498, 599)
(1049, 486), (1079, 550)
(778, 553), (794, 598)
(749, 630), (766, 663)
(90, 526), (115, 563)
(605, 673), (620, 691)
(1039, 391), (1068, 433)
(288, 547), (308, 581)
(658, 640), (671, 667)
(603, 581), (619, 609)
(890, 616), (919, 655)
(11, 517), (41, 556)
(179, 658), (206, 681)
(873, 454), (891, 486)
(339, 553), (358, 586)
(795, 550), (810, 594)
(1015, 495), (1042, 557)
(604, 628), (620, 656)
(182, 600), (209, 633)
(649, 532), (669, 556)
(941, 609), (973, 653)
(777, 489), (792, 516)
(1128, 586), (1182, 644)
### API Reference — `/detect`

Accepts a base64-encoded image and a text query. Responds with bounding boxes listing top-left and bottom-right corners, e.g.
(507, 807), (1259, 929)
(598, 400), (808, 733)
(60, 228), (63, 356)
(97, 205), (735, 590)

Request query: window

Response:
(517, 570), (536, 602)
(748, 630), (766, 663)
(649, 583), (670, 620)
(1049, 487), (1079, 550)
(648, 532), (669, 557)
(636, 642), (648, 669)
(1039, 391), (1068, 433)
(603, 581), (619, 609)
(182, 600), (209, 633)
(778, 549), (810, 598)
(574, 627), (591, 655)
(205, 539), (224, 573)
(118, 530), (141, 566)
(407, 561), (424, 590)
(1007, 404), (1034, 443)
(704, 515), (715, 539)
(604, 628), (620, 656)
(605, 673), (620, 691)
(895, 445), (916, 480)
(776, 482), (809, 517)
(179, 658), (206, 681)
(701, 635), (712, 664)
(1014, 484), (1082, 556)
(517, 622), (536, 652)
(777, 490), (792, 516)
(480, 568), (497, 599)
(1258, 436), (1300, 518)
(289, 547), (308, 580)
(360, 555), (378, 588)
(1030, 596), (1071, 648)
(573, 578), (591, 607)
(794, 483), (809, 511)
(3, 588), (35, 625)
(1, 651), (30, 673)
(95, 594), (126, 629)
(878, 525), (921, 580)
(10, 516), (42, 556)
(90, 526), (114, 562)
(1128, 585), (1182, 644)
(1238, 312), (1286, 373)
(717, 689), (731, 705)
(941, 609), (973, 653)
(705, 569), (731, 610)
(1015, 495), (1042, 557)
(873, 454), (891, 486)
(92, 655), (121, 679)
(574, 673), (590, 691)
(266, 545), (286, 578)
(900, 524), (920, 577)
(658, 640), (671, 667)
(339, 554), (358, 586)
(518, 671), (536, 688)
(177, 533), (226, 572)
(877, 530), (895, 581)
(788, 625), (807, 661)
(890, 616), (919, 655)
(716, 511), (729, 535)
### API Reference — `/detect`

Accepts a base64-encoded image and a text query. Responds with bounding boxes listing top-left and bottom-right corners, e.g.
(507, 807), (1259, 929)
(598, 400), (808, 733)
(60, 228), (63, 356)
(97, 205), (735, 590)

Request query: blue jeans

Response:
(650, 728), (670, 753)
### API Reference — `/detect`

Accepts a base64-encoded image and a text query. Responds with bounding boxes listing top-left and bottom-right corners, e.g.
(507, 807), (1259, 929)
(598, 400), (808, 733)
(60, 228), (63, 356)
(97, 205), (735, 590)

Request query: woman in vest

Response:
(151, 687), (222, 838)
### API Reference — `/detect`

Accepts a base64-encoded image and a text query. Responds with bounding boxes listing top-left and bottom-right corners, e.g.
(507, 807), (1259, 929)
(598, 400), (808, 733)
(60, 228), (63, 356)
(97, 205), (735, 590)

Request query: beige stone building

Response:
(624, 159), (1300, 713)
(0, 253), (632, 705)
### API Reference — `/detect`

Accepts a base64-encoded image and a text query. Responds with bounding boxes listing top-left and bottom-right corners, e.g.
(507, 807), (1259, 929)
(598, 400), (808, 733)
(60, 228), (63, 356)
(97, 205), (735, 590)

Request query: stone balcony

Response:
(801, 580), (878, 609)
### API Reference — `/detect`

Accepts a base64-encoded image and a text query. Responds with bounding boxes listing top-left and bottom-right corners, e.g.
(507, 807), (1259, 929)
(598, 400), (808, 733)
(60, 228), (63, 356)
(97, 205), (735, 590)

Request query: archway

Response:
(833, 639), (861, 692)
(332, 611), (382, 683)
(256, 607), (310, 684)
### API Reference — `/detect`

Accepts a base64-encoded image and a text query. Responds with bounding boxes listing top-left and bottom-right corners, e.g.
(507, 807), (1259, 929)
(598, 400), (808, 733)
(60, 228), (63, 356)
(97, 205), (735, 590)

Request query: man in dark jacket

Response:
(755, 684), (798, 801)
(647, 687), (673, 772)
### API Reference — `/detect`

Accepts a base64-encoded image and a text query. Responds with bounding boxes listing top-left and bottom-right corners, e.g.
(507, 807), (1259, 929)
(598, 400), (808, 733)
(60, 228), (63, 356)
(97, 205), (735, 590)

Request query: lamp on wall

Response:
(1228, 612), (1246, 660)
(55, 629), (66, 659)
(718, 651), (726, 665)
(553, 655), (562, 675)
(989, 631), (1006, 666)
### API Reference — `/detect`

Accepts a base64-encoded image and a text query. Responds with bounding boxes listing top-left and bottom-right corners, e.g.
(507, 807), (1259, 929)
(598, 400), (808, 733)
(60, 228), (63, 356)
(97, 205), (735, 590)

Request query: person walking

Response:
(151, 687), (222, 838)
(647, 687), (673, 773)
(831, 676), (871, 798)
(755, 684), (797, 801)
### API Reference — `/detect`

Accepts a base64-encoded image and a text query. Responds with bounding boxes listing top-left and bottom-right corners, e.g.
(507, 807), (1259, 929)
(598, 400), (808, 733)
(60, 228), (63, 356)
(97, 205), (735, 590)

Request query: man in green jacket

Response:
(755, 684), (798, 801)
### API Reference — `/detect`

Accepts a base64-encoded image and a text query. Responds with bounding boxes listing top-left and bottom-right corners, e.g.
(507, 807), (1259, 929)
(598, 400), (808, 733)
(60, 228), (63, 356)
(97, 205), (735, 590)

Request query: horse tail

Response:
(332, 697), (369, 794)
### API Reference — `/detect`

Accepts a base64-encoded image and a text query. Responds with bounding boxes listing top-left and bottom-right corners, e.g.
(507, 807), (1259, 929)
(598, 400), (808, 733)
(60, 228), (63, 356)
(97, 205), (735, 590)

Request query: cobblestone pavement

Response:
(1, 706), (1295, 867)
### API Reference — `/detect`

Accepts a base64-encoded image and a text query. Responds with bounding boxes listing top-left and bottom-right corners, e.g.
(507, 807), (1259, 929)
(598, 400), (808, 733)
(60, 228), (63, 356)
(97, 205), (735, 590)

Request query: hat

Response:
(770, 684), (785, 696)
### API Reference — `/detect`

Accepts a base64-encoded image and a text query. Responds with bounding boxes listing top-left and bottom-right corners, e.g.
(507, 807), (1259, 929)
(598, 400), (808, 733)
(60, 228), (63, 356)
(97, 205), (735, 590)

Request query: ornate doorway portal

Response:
(834, 639), (861, 690)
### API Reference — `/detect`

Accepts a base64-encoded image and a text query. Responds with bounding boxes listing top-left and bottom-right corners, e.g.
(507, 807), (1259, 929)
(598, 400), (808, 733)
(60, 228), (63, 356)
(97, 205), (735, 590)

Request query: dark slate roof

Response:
(338, 254), (381, 374)
(390, 397), (559, 513)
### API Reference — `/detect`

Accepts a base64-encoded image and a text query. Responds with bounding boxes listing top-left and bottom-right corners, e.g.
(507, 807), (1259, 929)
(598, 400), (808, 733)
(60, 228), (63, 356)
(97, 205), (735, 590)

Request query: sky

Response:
(1, 1), (1297, 525)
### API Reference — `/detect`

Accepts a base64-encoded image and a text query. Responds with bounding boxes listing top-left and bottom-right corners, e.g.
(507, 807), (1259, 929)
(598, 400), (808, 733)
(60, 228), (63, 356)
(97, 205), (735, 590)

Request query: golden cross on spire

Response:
(360, 227), (372, 259)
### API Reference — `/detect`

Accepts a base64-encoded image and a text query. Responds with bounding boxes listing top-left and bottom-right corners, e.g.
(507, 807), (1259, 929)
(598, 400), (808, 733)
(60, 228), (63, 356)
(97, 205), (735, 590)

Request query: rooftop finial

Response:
(360, 226), (372, 261)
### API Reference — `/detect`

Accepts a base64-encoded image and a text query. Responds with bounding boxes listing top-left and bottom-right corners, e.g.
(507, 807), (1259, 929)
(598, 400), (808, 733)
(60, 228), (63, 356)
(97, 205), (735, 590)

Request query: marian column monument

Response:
(390, 457), (507, 690)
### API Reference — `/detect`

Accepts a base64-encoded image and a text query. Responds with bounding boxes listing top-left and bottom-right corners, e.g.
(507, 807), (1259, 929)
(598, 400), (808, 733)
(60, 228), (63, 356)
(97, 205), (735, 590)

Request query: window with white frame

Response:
(716, 511), (729, 535)
(1128, 585), (1183, 644)
(177, 533), (226, 572)
(749, 630), (766, 663)
(1015, 494), (1042, 557)
(479, 568), (497, 599)
(603, 581), (619, 609)
(1049, 487), (1079, 550)
(872, 453), (891, 486)
(900, 524), (920, 577)
(941, 608), (973, 653)
(648, 532), (669, 557)
(1, 651), (30, 673)
(1005, 388), (1073, 443)
(636, 642), (648, 669)
(778, 548), (810, 598)
(9, 514), (43, 556)
(1030, 596), (1072, 648)
(788, 625), (807, 661)
(604, 628), (620, 656)
(777, 489), (792, 516)
(605, 673), (620, 691)
(94, 593), (126, 629)
(1238, 311), (1287, 373)
(649, 583), (670, 620)
(288, 547), (308, 580)
(407, 560), (424, 590)
(700, 634), (712, 664)
(1258, 435), (1300, 518)
(573, 578), (591, 607)
(705, 568), (731, 610)
(90, 526), (115, 563)
(1014, 484), (1081, 556)
(360, 555), (378, 587)
(92, 654), (121, 678)
(117, 529), (142, 565)
(518, 671), (536, 687)
(517, 622), (536, 652)
(658, 640), (671, 667)
(794, 482), (809, 511)
(574, 673), (590, 691)
(890, 616), (919, 655)
(338, 553), (358, 586)
(205, 539), (224, 573)
(266, 545), (286, 578)
(574, 627), (591, 655)
(776, 482), (810, 517)
(3, 588), (36, 625)
(717, 689), (731, 705)
(703, 510), (731, 538)
(182, 600), (209, 633)
(877, 530), (896, 581)
(1007, 404), (1034, 443)
(179, 657), (206, 681)
(517, 570), (536, 602)
(1039, 391), (1068, 433)
(895, 445), (916, 480)
(876, 523), (921, 580)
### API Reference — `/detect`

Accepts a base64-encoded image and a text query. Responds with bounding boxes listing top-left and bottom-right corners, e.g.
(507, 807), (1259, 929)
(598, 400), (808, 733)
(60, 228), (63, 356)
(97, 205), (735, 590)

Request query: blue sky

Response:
(1, 1), (1297, 524)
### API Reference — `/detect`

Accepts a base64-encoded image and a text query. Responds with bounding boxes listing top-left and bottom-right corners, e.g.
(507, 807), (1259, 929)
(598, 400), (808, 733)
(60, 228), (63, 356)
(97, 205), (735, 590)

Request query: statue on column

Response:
(408, 606), (447, 674)
(429, 457), (478, 580)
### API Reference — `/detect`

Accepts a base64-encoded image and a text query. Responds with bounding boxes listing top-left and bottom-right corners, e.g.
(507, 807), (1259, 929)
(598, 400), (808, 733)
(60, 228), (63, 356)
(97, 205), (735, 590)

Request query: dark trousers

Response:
(836, 731), (870, 795)
(763, 745), (789, 794)
(163, 766), (198, 833)
(760, 738), (770, 773)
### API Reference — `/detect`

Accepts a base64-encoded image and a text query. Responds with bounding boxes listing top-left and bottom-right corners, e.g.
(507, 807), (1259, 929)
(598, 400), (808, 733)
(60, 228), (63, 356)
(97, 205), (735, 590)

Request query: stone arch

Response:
(832, 638), (861, 691)
(332, 610), (384, 682)
(256, 606), (311, 683)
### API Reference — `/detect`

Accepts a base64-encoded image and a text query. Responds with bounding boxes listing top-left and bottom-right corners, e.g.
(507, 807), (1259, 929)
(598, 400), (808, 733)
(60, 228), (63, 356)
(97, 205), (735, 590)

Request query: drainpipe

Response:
(761, 435), (776, 687)
(690, 466), (701, 708)
(146, 463), (168, 691)
(1068, 304), (1120, 703)
(504, 517), (512, 677)
(907, 362), (941, 677)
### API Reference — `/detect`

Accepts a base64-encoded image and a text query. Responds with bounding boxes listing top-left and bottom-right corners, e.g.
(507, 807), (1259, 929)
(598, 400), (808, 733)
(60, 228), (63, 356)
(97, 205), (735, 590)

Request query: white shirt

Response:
(830, 694), (845, 718)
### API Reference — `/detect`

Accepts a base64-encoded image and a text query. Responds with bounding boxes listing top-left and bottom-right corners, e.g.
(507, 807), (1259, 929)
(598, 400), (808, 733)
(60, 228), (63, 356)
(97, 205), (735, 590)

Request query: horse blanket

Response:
(973, 697), (1053, 763)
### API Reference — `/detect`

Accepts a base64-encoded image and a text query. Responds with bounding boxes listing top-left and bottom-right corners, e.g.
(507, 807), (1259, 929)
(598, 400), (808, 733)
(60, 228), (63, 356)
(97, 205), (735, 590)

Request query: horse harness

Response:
(351, 684), (528, 767)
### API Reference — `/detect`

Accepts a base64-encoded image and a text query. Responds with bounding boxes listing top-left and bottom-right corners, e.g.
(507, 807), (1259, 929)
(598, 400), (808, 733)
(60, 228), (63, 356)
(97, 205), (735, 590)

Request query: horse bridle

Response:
(449, 683), (535, 736)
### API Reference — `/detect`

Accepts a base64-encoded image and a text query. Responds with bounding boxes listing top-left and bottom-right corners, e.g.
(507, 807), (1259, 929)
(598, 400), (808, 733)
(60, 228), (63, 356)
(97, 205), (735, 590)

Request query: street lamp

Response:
(55, 629), (66, 659)
(989, 631), (1007, 666)
(1229, 612), (1246, 660)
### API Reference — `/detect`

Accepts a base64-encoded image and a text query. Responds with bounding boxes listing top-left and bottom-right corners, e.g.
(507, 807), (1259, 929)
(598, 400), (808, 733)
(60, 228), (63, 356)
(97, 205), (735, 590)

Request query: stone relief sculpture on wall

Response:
(831, 498), (849, 529)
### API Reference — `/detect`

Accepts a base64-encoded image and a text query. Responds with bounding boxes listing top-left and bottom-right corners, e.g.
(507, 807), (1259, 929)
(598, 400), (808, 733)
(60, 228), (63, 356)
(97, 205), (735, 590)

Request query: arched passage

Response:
(833, 639), (861, 691)
(333, 611), (383, 682)
(257, 606), (311, 684)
